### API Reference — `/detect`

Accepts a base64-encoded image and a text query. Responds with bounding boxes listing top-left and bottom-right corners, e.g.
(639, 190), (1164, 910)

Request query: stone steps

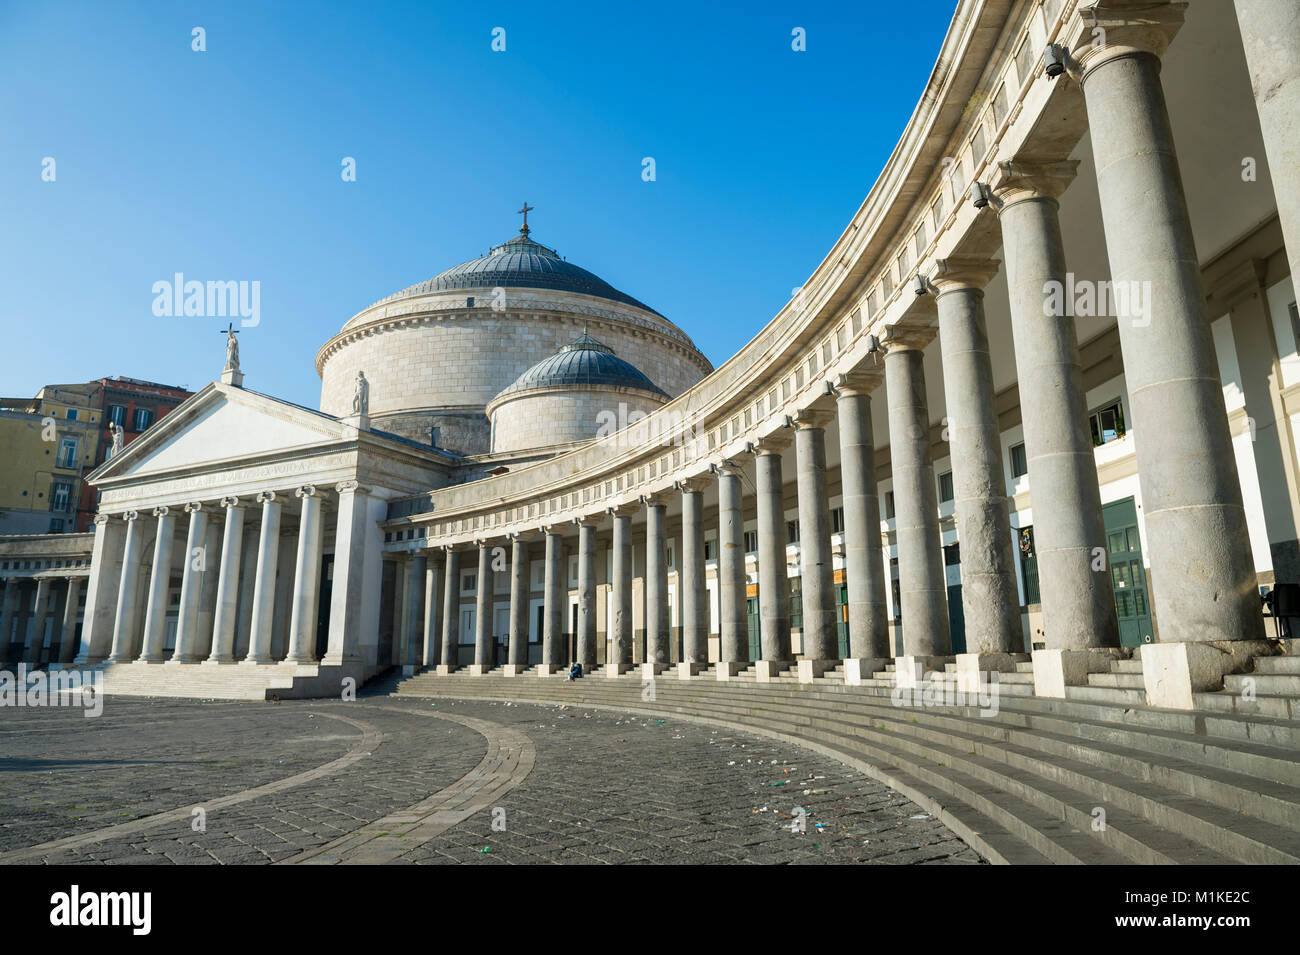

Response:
(96, 661), (355, 701)
(1224, 672), (1300, 695)
(388, 671), (1300, 865)
(1252, 656), (1300, 675)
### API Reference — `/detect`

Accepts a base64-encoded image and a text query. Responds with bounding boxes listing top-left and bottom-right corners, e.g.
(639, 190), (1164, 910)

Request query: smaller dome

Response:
(495, 332), (668, 400)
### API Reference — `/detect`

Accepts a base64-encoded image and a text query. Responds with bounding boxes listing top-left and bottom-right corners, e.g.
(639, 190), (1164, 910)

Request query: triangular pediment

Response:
(92, 383), (352, 483)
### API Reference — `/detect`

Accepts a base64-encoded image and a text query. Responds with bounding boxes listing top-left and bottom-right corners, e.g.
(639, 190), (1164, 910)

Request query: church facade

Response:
(5, 0), (1300, 713)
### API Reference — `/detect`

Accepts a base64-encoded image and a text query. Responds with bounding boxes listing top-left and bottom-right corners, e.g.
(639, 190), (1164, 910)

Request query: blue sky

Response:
(0, 0), (955, 407)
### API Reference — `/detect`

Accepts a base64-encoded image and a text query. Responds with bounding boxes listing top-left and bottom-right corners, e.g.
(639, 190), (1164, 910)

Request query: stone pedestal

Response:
(955, 652), (1024, 694)
(893, 655), (950, 690)
(339, 413), (369, 431)
(1031, 647), (1122, 699)
(221, 367), (244, 388)
(797, 659), (837, 683)
(467, 664), (490, 676)
(434, 663), (457, 676)
(502, 664), (529, 677)
(534, 663), (561, 677)
(605, 662), (632, 678)
(641, 662), (668, 678)
(754, 659), (793, 683)
(1139, 640), (1273, 710)
(677, 661), (706, 679)
(716, 661), (748, 680)
(843, 657), (890, 685)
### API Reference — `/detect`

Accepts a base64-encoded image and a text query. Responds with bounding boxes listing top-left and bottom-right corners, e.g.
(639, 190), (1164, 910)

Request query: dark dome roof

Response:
(376, 231), (661, 316)
(495, 333), (668, 400)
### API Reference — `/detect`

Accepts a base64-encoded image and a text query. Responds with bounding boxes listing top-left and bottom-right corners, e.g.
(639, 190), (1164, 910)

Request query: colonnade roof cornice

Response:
(1073, 0), (1185, 79)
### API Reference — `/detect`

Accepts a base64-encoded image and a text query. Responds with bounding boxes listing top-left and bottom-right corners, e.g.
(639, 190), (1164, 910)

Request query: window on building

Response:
(57, 437), (78, 469)
(65, 408), (78, 421)
(704, 539), (717, 561)
(49, 518), (64, 534)
(133, 408), (153, 431)
(109, 405), (126, 426)
(1018, 526), (1040, 605)
(461, 572), (477, 595)
(884, 491), (895, 521)
(943, 541), (961, 566)
(830, 507), (844, 534)
(50, 480), (73, 513)
(1288, 301), (1299, 346)
(789, 576), (802, 630)
(743, 531), (758, 554)
(939, 471), (954, 503)
(786, 519), (800, 544)
(1089, 400), (1125, 446)
(1010, 442), (1028, 479)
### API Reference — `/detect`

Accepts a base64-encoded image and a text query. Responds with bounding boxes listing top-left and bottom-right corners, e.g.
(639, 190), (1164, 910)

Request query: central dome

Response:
(374, 231), (661, 316)
(495, 332), (669, 400)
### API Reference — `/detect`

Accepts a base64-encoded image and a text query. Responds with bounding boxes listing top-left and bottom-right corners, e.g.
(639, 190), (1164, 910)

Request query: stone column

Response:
(423, 554), (443, 670)
(991, 160), (1119, 671)
(1234, 0), (1300, 286)
(75, 513), (126, 664)
(793, 409), (839, 682)
(471, 542), (493, 674)
(206, 497), (245, 664)
(393, 559), (410, 667)
(323, 481), (372, 668)
(173, 502), (209, 663)
(539, 527), (565, 676)
(678, 478), (709, 676)
(643, 495), (671, 674)
(932, 259), (1025, 691)
(884, 336), (952, 684)
(23, 578), (52, 665)
(140, 506), (176, 663)
(607, 506), (636, 676)
(0, 579), (19, 657)
(403, 552), (427, 671)
(752, 437), (793, 681)
(716, 462), (749, 679)
(244, 492), (282, 665)
(504, 534), (529, 675)
(437, 547), (461, 673)
(576, 518), (600, 670)
(834, 373), (892, 684)
(283, 487), (324, 665)
(195, 518), (222, 661)
(107, 511), (144, 664)
(58, 577), (82, 665)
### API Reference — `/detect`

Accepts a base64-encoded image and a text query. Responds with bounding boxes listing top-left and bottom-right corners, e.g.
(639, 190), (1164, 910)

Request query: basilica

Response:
(3, 0), (1299, 724)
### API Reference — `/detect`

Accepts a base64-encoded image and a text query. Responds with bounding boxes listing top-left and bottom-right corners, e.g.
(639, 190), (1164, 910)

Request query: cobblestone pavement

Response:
(0, 696), (983, 864)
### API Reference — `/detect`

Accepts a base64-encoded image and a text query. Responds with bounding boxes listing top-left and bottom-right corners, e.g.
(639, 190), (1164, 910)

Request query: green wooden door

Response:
(947, 584), (966, 654)
(746, 596), (761, 660)
(836, 583), (850, 658)
(1104, 497), (1153, 647)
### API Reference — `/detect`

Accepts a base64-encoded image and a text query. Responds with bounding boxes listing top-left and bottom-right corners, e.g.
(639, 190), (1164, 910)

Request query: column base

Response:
(401, 664), (421, 676)
(716, 661), (750, 681)
(434, 663), (458, 675)
(842, 657), (890, 685)
(893, 655), (951, 689)
(955, 652), (1026, 694)
(676, 661), (707, 679)
(201, 656), (236, 665)
(534, 663), (561, 677)
(641, 662), (668, 678)
(1139, 640), (1274, 710)
(502, 664), (530, 677)
(282, 655), (318, 667)
(754, 660), (794, 682)
(137, 656), (168, 665)
(797, 659), (839, 683)
(242, 656), (274, 666)
(605, 663), (632, 678)
(467, 664), (491, 676)
(1031, 647), (1123, 699)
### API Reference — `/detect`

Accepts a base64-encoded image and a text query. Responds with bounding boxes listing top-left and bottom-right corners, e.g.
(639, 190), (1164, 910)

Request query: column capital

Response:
(183, 501), (203, 514)
(220, 495), (242, 509)
(541, 523), (565, 538)
(573, 514), (604, 528)
(712, 459), (746, 479)
(675, 475), (711, 494)
(831, 369), (883, 397)
(639, 491), (673, 508)
(931, 255), (1001, 295)
(295, 485), (318, 499)
(879, 322), (934, 353)
(122, 509), (139, 522)
(335, 480), (370, 496)
(1074, 0), (1184, 79)
(152, 506), (171, 519)
(989, 159), (1079, 207)
(607, 502), (640, 518)
(750, 431), (793, 454)
(255, 490), (278, 504)
(789, 407), (834, 430)
(508, 529), (537, 543)
(93, 512), (111, 526)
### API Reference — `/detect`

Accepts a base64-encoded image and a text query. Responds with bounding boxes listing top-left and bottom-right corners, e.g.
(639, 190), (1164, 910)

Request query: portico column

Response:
(932, 260), (1025, 690)
(207, 497), (245, 663)
(140, 506), (176, 663)
(990, 160), (1119, 656)
(323, 481), (372, 668)
(643, 495), (671, 674)
(1233, 0), (1300, 286)
(678, 478), (709, 676)
(58, 577), (82, 665)
(833, 373), (892, 685)
(75, 513), (124, 664)
(1077, 16), (1264, 646)
(752, 437), (793, 681)
(575, 518), (599, 670)
(607, 506), (636, 676)
(471, 541), (493, 674)
(716, 462), (749, 679)
(423, 553), (443, 670)
(793, 409), (839, 682)
(245, 492), (282, 664)
(884, 336), (952, 678)
(0, 580), (18, 654)
(107, 511), (144, 664)
(399, 551), (425, 671)
(23, 578), (52, 665)
(539, 527), (565, 676)
(437, 547), (461, 673)
(504, 534), (528, 675)
(283, 487), (324, 665)
(173, 502), (210, 663)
